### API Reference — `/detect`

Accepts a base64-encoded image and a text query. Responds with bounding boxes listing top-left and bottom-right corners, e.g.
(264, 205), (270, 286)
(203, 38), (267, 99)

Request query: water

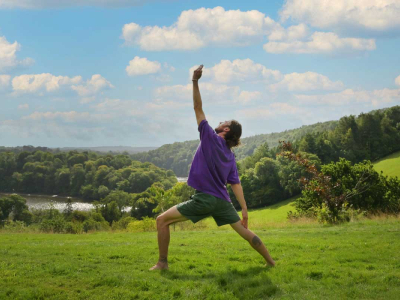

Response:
(0, 177), (188, 212)
(0, 192), (117, 212)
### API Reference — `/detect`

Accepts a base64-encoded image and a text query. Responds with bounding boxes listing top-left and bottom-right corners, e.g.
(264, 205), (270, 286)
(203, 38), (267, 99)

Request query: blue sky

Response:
(0, 0), (399, 147)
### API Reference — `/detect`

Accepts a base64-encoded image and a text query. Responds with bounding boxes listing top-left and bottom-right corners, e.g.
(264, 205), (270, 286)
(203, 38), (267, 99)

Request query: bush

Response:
(2, 220), (29, 233)
(111, 216), (137, 230)
(127, 217), (156, 232)
(82, 218), (110, 233)
(39, 215), (66, 233)
(71, 210), (90, 222)
(64, 221), (83, 234)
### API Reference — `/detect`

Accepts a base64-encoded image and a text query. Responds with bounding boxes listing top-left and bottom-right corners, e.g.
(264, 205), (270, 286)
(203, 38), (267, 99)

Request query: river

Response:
(0, 176), (188, 212)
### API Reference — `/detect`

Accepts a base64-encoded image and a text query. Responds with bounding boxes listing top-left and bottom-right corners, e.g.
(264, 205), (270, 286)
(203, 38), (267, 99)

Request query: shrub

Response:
(39, 215), (66, 233)
(127, 217), (156, 232)
(82, 217), (110, 233)
(71, 210), (90, 222)
(111, 216), (137, 230)
(3, 220), (29, 233)
(64, 221), (83, 234)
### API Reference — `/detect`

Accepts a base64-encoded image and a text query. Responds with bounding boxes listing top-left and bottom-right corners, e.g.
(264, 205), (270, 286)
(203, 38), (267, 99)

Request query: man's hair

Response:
(225, 119), (242, 150)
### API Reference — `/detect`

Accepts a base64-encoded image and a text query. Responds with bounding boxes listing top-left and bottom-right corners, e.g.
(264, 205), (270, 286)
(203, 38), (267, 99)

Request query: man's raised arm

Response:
(192, 65), (205, 127)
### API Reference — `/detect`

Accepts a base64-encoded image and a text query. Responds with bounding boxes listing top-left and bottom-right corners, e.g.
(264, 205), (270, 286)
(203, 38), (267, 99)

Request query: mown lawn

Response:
(1, 217), (399, 300)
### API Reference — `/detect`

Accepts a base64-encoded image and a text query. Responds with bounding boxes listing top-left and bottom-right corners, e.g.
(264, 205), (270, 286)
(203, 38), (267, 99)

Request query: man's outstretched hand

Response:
(192, 65), (203, 81)
(241, 208), (248, 229)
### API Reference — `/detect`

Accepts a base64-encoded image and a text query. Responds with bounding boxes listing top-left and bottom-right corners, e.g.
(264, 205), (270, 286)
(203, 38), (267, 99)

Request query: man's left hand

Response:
(241, 208), (248, 229)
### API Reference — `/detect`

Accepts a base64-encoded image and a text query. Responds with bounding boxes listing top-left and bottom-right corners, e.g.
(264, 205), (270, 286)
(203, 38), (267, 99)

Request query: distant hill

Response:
(373, 150), (400, 179)
(0, 145), (158, 155)
(131, 119), (339, 176)
(58, 146), (159, 154)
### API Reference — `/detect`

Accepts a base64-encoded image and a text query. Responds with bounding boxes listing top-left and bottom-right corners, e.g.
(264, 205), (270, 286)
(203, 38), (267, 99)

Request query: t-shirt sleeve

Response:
(198, 119), (218, 141)
(227, 162), (241, 184)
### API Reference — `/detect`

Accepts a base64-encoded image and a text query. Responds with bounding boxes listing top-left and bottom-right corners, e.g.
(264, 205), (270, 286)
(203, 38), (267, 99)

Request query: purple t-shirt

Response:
(187, 119), (240, 202)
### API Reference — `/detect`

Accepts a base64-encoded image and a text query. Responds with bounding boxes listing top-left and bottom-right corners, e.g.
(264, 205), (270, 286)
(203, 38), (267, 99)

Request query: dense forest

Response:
(0, 151), (177, 200)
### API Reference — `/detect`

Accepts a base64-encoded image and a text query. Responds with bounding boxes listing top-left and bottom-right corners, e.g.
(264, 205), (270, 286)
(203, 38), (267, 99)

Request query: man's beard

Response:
(215, 127), (222, 133)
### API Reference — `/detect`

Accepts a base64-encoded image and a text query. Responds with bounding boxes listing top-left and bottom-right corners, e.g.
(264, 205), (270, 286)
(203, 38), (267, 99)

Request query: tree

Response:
(103, 190), (132, 213)
(101, 201), (121, 225)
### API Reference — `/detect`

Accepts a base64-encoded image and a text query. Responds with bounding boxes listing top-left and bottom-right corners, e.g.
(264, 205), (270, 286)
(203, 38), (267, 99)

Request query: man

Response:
(149, 65), (275, 270)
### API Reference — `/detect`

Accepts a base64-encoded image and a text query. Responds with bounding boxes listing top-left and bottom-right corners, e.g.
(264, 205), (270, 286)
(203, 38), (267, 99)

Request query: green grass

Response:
(1, 216), (399, 300)
(373, 150), (400, 179)
(200, 196), (298, 230)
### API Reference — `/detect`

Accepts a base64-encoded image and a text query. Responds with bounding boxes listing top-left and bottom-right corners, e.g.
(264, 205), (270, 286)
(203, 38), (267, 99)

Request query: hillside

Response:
(0, 145), (159, 155)
(131, 119), (339, 176)
(373, 150), (400, 179)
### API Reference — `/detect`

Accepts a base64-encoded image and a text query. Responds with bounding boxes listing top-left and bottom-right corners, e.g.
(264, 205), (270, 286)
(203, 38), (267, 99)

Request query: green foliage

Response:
(291, 158), (400, 223)
(102, 190), (132, 213)
(111, 216), (137, 230)
(0, 194), (32, 226)
(39, 214), (66, 233)
(100, 200), (121, 225)
(0, 147), (176, 202)
(64, 221), (83, 234)
(126, 216), (156, 232)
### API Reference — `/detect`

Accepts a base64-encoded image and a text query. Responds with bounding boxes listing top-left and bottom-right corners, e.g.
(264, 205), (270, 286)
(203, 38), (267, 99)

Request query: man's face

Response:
(215, 120), (231, 134)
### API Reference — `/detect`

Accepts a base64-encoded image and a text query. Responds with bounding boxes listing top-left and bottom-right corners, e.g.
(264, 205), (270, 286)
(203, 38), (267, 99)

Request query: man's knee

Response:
(156, 214), (167, 229)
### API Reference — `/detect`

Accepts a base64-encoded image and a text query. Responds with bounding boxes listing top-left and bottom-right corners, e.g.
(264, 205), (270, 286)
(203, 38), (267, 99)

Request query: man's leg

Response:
(230, 221), (275, 266)
(149, 205), (189, 270)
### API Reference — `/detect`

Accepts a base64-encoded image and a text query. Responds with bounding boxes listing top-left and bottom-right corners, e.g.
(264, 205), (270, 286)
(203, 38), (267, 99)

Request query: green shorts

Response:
(176, 190), (241, 227)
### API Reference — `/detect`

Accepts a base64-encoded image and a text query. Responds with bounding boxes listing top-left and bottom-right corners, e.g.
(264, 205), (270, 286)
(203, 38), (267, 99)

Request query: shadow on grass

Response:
(160, 265), (278, 298)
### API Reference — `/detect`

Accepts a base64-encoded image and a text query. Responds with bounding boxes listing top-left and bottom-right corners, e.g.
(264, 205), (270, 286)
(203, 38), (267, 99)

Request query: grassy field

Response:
(373, 150), (400, 179)
(1, 213), (399, 299)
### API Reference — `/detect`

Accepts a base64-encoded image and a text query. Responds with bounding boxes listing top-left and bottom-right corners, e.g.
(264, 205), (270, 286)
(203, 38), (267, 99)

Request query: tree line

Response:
(0, 150), (177, 199)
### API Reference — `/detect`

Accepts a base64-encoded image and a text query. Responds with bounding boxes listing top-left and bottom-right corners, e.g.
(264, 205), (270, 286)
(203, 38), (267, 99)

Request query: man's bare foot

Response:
(149, 262), (169, 271)
(265, 259), (276, 267)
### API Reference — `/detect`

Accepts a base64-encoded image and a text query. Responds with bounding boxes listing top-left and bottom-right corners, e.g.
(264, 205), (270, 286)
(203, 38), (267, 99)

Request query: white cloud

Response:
(71, 74), (114, 97)
(0, 36), (34, 72)
(0, 74), (10, 89)
(154, 82), (262, 105)
(395, 75), (400, 87)
(10, 73), (113, 101)
(189, 59), (282, 84)
(12, 73), (82, 94)
(121, 6), (278, 51)
(269, 72), (345, 92)
(18, 103), (29, 110)
(280, 0), (400, 35)
(238, 91), (262, 104)
(126, 56), (161, 76)
(294, 88), (400, 107)
(166, 86), (261, 106)
(268, 23), (309, 41)
(264, 31), (375, 54)
(0, 0), (168, 9)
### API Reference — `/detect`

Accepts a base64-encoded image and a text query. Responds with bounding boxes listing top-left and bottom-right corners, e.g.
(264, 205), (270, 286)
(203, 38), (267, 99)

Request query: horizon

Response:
(1, 103), (397, 149)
